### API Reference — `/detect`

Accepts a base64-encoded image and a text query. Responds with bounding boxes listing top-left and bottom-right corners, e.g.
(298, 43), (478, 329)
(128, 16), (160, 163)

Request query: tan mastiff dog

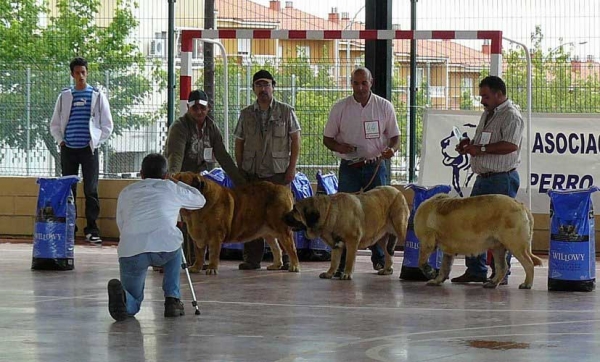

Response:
(284, 186), (409, 280)
(172, 171), (300, 274)
(414, 194), (543, 289)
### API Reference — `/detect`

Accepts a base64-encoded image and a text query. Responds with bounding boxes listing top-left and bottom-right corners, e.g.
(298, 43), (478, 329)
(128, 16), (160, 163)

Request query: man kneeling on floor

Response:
(107, 153), (206, 321)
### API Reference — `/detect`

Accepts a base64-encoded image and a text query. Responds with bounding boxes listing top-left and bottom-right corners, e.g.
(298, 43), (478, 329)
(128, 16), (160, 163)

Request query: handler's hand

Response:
(284, 166), (296, 184)
(337, 143), (356, 154)
(381, 147), (396, 159)
(463, 144), (483, 156)
(455, 138), (470, 154)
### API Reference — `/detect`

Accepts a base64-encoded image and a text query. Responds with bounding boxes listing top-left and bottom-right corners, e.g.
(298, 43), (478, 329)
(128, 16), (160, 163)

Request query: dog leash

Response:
(356, 159), (382, 194)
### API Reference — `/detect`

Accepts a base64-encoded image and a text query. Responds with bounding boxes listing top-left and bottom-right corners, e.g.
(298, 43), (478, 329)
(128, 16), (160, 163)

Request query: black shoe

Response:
(238, 262), (261, 270)
(450, 273), (488, 283)
(372, 261), (384, 271)
(281, 255), (290, 270)
(164, 297), (185, 318)
(107, 279), (128, 322)
(86, 232), (102, 244)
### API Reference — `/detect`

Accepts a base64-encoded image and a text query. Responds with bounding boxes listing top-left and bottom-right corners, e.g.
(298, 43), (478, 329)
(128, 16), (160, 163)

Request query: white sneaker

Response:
(86, 233), (102, 244)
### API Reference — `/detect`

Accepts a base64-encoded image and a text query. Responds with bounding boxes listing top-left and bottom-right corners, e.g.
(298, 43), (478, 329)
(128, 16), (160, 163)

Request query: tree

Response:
(0, 0), (165, 175)
(504, 25), (600, 113)
(191, 48), (342, 176)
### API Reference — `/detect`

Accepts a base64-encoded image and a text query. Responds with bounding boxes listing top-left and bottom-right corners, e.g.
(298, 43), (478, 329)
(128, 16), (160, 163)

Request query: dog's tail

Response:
(524, 205), (543, 267)
(525, 205), (534, 243)
(385, 234), (398, 256)
(528, 250), (544, 267)
(390, 191), (410, 247)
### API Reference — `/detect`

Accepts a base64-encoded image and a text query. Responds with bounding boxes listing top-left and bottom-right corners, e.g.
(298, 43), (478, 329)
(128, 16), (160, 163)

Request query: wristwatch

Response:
(480, 145), (486, 153)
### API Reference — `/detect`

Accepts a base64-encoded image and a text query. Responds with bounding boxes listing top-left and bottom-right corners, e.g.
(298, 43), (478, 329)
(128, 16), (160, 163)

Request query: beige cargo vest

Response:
(238, 100), (293, 177)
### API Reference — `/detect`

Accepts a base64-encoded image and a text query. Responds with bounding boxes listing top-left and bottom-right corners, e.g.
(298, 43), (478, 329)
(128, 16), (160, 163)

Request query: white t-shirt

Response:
(324, 93), (400, 160)
(116, 179), (206, 258)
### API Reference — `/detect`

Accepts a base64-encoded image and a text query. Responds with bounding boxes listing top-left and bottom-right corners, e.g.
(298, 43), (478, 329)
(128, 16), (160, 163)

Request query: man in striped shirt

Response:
(50, 57), (114, 244)
(451, 76), (524, 286)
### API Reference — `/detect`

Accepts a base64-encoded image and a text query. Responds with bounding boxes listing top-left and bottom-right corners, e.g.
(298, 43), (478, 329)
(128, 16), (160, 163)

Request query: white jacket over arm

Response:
(49, 87), (114, 149)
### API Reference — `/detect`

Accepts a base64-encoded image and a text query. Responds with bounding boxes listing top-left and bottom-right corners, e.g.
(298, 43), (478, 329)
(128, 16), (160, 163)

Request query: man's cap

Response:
(188, 89), (209, 106)
(253, 69), (276, 85)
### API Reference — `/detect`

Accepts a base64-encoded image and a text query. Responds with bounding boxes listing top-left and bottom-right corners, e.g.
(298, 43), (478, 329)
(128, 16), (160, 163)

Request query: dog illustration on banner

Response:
(440, 123), (477, 196)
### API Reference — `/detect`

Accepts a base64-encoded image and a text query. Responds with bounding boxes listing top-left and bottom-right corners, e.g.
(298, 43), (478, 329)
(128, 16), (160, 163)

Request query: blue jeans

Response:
(465, 170), (520, 278)
(337, 159), (387, 270)
(119, 248), (182, 316)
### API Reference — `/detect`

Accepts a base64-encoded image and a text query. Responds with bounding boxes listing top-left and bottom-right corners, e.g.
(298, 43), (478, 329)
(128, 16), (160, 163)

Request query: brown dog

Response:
(284, 186), (409, 280)
(414, 194), (543, 289)
(172, 171), (300, 274)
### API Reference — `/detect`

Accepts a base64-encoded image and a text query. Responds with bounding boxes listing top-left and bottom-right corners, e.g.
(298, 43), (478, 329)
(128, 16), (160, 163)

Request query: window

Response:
(296, 45), (310, 59)
(238, 39), (251, 55)
(461, 77), (473, 96)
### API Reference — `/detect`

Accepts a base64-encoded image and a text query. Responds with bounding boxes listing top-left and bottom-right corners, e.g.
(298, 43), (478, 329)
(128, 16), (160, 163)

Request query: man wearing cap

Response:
(234, 69), (301, 270)
(323, 66), (400, 276)
(165, 89), (246, 271)
(165, 89), (245, 185)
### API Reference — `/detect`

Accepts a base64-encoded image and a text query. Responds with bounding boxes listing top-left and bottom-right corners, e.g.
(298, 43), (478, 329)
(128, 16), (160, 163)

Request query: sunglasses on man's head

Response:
(190, 104), (208, 111)
(254, 82), (273, 89)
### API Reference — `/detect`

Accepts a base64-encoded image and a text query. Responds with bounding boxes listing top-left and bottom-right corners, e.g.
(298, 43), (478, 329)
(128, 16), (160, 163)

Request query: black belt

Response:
(479, 168), (516, 178)
(344, 157), (381, 169)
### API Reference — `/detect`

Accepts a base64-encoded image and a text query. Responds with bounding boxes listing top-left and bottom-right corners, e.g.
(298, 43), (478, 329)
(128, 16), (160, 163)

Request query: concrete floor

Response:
(1, 242), (600, 362)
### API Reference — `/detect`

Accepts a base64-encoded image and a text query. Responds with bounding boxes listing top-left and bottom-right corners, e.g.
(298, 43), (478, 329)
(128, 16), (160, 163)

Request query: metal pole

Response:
(246, 62), (251, 106)
(204, 0), (215, 119)
(167, 0), (176, 128)
(408, 0), (418, 182)
(26, 67), (31, 176)
(104, 70), (110, 175)
(291, 74), (296, 107)
(195, 39), (229, 151)
(503, 37), (532, 209)
(345, 6), (365, 88)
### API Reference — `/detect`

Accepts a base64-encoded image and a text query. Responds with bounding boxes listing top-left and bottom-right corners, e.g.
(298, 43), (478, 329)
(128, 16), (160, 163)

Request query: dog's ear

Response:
(191, 175), (204, 191)
(304, 208), (320, 229)
(283, 207), (307, 231)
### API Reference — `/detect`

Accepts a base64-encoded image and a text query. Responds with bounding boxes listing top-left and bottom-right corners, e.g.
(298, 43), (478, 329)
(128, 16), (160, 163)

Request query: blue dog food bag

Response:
(201, 168), (235, 189)
(31, 176), (79, 271)
(290, 172), (314, 252)
(400, 184), (451, 281)
(547, 187), (598, 292)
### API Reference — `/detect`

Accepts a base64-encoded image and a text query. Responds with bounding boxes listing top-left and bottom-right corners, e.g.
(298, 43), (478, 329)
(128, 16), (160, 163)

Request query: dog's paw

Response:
(188, 267), (201, 274)
(483, 281), (498, 289)
(518, 283), (532, 290)
(205, 268), (218, 275)
(426, 279), (443, 286)
(288, 264), (300, 272)
(319, 272), (333, 279)
(377, 267), (393, 275)
(420, 264), (436, 280)
(267, 264), (283, 270)
(340, 273), (352, 280)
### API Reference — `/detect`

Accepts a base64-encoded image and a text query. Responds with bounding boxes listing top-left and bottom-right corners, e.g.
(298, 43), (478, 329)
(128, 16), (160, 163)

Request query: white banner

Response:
(419, 110), (600, 214)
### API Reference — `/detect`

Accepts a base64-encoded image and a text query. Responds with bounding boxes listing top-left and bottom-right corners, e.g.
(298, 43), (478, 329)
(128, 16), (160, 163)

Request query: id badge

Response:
(203, 147), (214, 162)
(480, 131), (492, 145)
(364, 120), (380, 139)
